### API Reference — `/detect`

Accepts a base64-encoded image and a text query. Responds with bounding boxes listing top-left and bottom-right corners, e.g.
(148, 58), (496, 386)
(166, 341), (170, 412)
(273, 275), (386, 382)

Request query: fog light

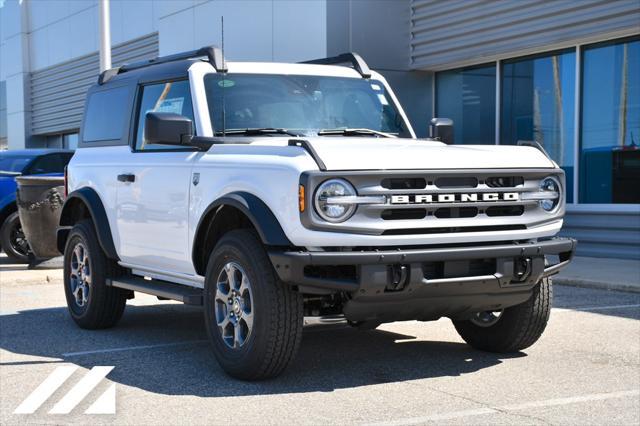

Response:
(513, 257), (532, 282)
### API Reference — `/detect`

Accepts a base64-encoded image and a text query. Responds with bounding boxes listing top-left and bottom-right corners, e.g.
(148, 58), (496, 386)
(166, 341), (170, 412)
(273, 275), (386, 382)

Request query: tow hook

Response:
(387, 264), (409, 291)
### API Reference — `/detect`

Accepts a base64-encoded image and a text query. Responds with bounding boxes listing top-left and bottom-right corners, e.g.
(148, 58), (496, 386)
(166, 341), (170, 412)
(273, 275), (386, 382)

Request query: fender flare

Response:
(192, 191), (292, 273)
(57, 187), (119, 260)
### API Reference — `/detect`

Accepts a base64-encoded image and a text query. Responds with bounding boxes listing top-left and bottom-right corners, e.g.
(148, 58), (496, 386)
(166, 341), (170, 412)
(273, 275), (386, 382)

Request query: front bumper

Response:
(269, 237), (576, 322)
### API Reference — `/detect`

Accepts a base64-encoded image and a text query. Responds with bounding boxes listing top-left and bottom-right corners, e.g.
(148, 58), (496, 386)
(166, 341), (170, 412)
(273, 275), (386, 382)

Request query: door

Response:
(115, 80), (199, 275)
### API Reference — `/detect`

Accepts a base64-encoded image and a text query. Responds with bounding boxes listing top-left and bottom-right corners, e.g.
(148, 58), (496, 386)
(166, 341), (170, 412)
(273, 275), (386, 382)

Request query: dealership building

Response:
(0, 0), (638, 259)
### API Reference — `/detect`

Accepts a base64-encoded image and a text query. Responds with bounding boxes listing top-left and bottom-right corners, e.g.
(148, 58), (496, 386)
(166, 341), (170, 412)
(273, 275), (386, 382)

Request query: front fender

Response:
(192, 191), (292, 275)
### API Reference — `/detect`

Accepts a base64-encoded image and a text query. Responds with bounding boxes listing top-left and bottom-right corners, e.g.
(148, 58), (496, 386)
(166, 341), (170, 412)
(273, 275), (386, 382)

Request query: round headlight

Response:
(539, 176), (561, 212)
(314, 179), (357, 223)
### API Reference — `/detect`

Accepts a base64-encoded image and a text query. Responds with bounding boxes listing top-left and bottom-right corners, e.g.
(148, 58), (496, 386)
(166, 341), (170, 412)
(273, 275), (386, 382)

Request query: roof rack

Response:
(98, 45), (227, 85)
(301, 52), (372, 78)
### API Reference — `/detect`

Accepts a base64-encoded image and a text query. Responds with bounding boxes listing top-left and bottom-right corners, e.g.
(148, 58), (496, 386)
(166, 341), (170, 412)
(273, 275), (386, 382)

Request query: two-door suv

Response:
(58, 46), (575, 380)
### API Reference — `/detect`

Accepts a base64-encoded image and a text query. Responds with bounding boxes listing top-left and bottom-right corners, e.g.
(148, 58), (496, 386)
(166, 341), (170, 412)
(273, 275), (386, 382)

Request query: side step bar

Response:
(107, 276), (203, 306)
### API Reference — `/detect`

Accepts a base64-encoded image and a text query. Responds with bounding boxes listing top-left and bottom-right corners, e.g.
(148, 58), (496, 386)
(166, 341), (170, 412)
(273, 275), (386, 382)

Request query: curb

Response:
(554, 277), (640, 294)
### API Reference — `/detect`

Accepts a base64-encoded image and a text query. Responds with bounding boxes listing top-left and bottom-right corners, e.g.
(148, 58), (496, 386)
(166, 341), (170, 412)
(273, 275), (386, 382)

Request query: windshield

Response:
(0, 155), (31, 173)
(204, 74), (411, 137)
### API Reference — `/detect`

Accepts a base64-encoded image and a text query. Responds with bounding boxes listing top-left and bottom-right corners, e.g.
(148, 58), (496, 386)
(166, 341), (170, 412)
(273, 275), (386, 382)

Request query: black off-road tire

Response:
(63, 220), (127, 329)
(0, 211), (31, 263)
(453, 277), (552, 353)
(204, 229), (303, 380)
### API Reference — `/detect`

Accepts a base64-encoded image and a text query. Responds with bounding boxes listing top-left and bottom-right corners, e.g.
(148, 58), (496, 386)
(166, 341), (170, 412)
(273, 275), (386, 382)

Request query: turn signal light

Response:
(299, 185), (305, 212)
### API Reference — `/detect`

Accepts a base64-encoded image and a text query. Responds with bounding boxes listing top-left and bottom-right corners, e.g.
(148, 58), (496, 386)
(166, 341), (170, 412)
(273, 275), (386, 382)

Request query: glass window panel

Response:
(501, 51), (576, 202)
(63, 133), (78, 150)
(83, 87), (131, 142)
(134, 80), (194, 151)
(580, 37), (640, 204)
(436, 64), (496, 145)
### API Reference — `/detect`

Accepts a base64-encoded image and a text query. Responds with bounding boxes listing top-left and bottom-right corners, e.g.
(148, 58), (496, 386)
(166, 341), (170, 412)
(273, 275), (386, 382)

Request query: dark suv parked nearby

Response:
(0, 149), (73, 262)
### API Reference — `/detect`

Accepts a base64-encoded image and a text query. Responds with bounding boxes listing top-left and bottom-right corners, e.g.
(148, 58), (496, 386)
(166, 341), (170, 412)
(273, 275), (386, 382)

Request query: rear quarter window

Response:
(82, 87), (131, 143)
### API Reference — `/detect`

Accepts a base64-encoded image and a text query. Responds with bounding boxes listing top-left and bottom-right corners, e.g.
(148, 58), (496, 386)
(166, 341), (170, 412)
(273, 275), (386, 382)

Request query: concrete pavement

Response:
(1, 254), (639, 425)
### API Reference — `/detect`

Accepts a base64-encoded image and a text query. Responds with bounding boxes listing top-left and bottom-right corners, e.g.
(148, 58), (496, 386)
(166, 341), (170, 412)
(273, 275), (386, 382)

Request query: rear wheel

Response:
(204, 229), (303, 380)
(452, 277), (552, 353)
(63, 220), (127, 329)
(0, 211), (31, 263)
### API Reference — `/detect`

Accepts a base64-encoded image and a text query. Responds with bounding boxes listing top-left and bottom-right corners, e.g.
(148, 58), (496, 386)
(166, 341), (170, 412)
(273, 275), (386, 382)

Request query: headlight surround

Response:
(539, 176), (561, 212)
(314, 178), (357, 223)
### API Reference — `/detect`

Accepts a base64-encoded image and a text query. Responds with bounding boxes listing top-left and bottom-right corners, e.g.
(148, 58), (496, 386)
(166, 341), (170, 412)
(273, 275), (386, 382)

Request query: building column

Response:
(1, 0), (30, 150)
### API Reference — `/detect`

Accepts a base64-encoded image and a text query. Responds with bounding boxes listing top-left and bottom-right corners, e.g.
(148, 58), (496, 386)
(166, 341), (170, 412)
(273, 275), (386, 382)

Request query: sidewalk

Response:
(0, 254), (63, 286)
(555, 256), (640, 293)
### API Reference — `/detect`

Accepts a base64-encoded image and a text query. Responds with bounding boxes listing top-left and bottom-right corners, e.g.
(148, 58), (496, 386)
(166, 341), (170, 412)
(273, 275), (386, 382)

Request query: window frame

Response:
(130, 78), (198, 154)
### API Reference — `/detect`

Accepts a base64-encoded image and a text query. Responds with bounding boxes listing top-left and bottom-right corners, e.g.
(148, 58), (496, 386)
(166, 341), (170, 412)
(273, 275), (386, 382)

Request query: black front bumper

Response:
(269, 238), (576, 323)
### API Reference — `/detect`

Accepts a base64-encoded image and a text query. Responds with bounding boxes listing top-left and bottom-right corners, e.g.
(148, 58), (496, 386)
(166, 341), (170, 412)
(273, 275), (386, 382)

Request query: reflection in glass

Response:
(436, 65), (496, 145)
(580, 37), (639, 204)
(501, 51), (575, 202)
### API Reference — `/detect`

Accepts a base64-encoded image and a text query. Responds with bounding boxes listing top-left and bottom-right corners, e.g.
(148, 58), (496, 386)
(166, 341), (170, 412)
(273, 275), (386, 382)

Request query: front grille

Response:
(302, 168), (564, 237)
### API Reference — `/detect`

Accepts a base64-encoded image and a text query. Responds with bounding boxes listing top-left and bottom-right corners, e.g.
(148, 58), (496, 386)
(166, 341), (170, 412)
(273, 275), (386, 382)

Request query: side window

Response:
(83, 87), (131, 143)
(27, 155), (66, 175)
(134, 80), (194, 151)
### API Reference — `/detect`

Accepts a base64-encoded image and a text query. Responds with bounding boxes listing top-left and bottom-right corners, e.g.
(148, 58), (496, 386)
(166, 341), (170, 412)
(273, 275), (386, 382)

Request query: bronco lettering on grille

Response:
(390, 193), (519, 204)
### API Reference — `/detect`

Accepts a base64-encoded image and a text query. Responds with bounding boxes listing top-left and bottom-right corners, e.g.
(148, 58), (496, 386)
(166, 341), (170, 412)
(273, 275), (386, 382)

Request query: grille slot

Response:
(486, 205), (525, 217)
(381, 209), (427, 220)
(381, 177), (426, 190)
(383, 225), (527, 235)
(435, 177), (478, 188)
(434, 207), (478, 219)
(486, 176), (524, 188)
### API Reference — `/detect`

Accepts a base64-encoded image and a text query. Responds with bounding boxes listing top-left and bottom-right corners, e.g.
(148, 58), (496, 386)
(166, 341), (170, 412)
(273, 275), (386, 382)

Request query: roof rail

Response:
(301, 52), (372, 78)
(98, 45), (227, 85)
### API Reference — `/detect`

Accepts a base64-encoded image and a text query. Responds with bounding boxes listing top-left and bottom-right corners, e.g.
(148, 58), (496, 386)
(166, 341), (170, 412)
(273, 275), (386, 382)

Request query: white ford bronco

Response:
(58, 46), (576, 380)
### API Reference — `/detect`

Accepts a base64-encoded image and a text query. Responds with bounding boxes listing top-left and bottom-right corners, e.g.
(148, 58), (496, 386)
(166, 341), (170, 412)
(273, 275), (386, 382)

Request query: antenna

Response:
(221, 16), (226, 137)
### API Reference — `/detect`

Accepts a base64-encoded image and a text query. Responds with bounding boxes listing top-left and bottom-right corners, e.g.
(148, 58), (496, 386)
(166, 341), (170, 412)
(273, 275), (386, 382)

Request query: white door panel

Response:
(116, 152), (199, 274)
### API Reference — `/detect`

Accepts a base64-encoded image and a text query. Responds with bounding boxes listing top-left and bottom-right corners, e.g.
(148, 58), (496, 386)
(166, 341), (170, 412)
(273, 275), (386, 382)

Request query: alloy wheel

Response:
(214, 262), (254, 349)
(9, 223), (30, 257)
(69, 242), (91, 307)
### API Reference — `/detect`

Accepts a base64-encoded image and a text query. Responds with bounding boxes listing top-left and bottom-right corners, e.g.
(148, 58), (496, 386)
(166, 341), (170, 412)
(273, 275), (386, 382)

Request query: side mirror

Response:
(144, 112), (194, 147)
(429, 117), (454, 145)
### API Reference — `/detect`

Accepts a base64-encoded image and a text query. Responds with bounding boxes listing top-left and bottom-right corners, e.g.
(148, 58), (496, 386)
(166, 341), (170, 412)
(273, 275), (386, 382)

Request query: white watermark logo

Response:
(14, 366), (115, 415)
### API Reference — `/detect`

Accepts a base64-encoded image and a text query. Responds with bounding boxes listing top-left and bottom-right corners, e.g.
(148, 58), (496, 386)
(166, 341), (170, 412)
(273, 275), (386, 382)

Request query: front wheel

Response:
(452, 277), (552, 353)
(0, 211), (31, 263)
(204, 229), (303, 380)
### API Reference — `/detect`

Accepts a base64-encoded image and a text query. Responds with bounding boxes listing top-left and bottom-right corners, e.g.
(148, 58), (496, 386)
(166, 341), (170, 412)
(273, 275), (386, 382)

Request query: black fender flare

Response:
(57, 187), (119, 260)
(192, 191), (292, 274)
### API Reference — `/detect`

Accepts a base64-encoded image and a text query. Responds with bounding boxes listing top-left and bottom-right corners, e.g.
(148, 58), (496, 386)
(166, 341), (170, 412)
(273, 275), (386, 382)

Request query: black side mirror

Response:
(144, 112), (194, 147)
(429, 117), (454, 145)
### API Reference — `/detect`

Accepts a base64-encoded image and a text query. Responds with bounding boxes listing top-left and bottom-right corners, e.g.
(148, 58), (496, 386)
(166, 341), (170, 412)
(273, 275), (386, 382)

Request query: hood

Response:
(250, 137), (556, 170)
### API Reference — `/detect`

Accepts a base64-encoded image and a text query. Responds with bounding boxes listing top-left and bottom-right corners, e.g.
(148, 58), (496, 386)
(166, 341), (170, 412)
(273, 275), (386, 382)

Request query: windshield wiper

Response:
(215, 128), (302, 137)
(317, 128), (396, 138)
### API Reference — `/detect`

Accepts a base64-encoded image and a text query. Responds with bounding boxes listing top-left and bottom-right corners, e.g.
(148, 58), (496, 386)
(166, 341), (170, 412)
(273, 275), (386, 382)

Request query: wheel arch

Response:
(192, 191), (292, 276)
(57, 187), (119, 260)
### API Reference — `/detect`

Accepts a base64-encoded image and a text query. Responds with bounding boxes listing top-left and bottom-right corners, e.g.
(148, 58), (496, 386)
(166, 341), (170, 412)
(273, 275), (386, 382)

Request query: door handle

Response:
(117, 173), (135, 183)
